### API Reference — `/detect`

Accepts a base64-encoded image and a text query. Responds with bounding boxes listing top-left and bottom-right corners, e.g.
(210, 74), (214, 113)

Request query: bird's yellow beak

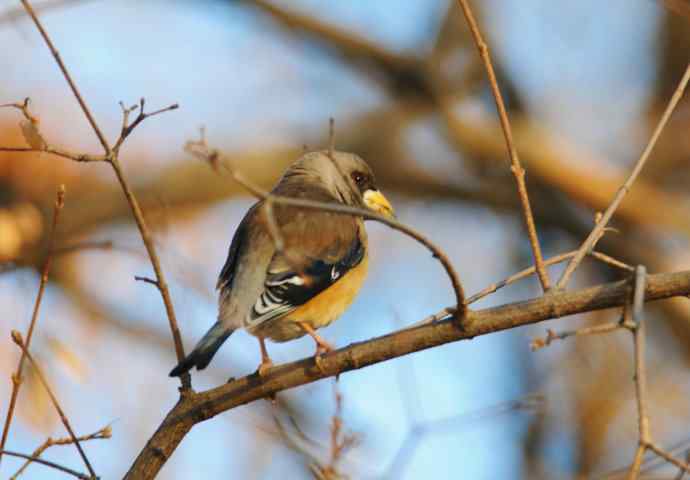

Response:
(363, 189), (395, 219)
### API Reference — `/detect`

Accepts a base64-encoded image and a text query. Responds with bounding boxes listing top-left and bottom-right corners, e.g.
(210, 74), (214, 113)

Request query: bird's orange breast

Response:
(264, 255), (369, 342)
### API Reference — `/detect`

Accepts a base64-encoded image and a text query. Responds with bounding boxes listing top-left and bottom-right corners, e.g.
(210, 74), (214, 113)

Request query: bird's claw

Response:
(313, 341), (334, 374)
(256, 359), (274, 377)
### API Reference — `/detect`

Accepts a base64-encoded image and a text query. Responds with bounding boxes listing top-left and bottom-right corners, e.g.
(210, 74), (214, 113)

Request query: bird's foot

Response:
(313, 340), (334, 374)
(256, 359), (274, 377)
(297, 322), (334, 374)
(315, 339), (334, 356)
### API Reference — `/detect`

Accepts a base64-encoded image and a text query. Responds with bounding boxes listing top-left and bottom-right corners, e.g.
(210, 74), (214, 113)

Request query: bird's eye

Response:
(351, 171), (365, 185)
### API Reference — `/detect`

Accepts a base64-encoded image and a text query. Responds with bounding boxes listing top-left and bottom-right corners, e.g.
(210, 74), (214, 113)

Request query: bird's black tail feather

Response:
(169, 322), (233, 377)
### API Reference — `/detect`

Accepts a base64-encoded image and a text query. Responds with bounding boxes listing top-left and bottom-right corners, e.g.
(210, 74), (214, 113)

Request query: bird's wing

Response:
(245, 208), (366, 328)
(216, 203), (259, 292)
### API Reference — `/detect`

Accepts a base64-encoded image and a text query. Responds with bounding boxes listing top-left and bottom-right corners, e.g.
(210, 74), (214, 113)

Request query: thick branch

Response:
(125, 269), (690, 479)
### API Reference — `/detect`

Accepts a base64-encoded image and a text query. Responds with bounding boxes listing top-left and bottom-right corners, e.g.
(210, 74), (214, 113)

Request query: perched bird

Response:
(170, 151), (394, 377)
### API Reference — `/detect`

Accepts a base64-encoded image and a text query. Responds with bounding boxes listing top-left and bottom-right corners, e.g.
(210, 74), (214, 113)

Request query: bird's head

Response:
(283, 150), (395, 219)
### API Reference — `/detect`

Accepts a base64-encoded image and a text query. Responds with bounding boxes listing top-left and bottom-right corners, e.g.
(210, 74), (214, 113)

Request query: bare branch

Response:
(632, 266), (650, 446)
(629, 266), (650, 480)
(134, 275), (159, 287)
(112, 98), (179, 153)
(0, 0), (95, 27)
(19, 0), (111, 154)
(556, 63), (690, 289)
(0, 185), (65, 466)
(0, 97), (106, 162)
(125, 268), (690, 479)
(10, 331), (97, 478)
(108, 156), (188, 384)
(0, 450), (91, 480)
(466, 249), (632, 306)
(455, 0), (550, 292)
(648, 443), (690, 476)
(673, 451), (690, 480)
(11, 0), (189, 388)
(530, 322), (627, 352)
(11, 425), (111, 479)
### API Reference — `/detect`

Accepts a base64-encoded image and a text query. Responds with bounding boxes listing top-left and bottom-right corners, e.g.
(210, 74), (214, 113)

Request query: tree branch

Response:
(0, 450), (91, 480)
(455, 0), (550, 292)
(125, 268), (690, 479)
(10, 331), (97, 479)
(14, 0), (189, 389)
(556, 63), (690, 289)
(10, 425), (111, 479)
(19, 0), (110, 154)
(0, 185), (64, 466)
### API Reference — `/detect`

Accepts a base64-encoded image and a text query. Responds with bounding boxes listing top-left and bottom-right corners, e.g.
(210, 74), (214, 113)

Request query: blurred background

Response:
(1, 0), (690, 478)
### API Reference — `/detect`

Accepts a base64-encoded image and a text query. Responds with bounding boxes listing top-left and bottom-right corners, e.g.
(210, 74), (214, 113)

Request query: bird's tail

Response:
(169, 322), (234, 377)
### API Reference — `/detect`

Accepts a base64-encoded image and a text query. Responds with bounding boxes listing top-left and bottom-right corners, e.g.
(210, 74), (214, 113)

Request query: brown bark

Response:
(125, 269), (690, 479)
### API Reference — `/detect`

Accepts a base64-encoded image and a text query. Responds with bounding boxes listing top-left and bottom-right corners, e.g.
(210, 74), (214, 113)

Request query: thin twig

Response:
(0, 0), (95, 27)
(11, 425), (111, 479)
(530, 322), (626, 351)
(112, 98), (179, 153)
(0, 98), (105, 162)
(185, 132), (467, 314)
(108, 156), (188, 380)
(0, 450), (91, 480)
(10, 331), (97, 479)
(15, 0), (189, 387)
(325, 385), (357, 476)
(673, 451), (690, 480)
(134, 275), (159, 287)
(591, 251), (635, 272)
(628, 265), (649, 480)
(465, 249), (632, 306)
(0, 145), (107, 162)
(648, 443), (690, 476)
(556, 63), (690, 289)
(19, 0), (110, 154)
(597, 438), (690, 479)
(455, 0), (550, 292)
(0, 185), (64, 466)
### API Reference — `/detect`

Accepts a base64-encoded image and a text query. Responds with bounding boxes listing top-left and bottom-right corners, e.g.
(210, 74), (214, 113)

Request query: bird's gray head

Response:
(277, 150), (394, 218)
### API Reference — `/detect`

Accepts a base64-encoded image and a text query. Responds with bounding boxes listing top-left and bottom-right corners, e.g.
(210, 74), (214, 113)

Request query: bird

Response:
(169, 150), (394, 377)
